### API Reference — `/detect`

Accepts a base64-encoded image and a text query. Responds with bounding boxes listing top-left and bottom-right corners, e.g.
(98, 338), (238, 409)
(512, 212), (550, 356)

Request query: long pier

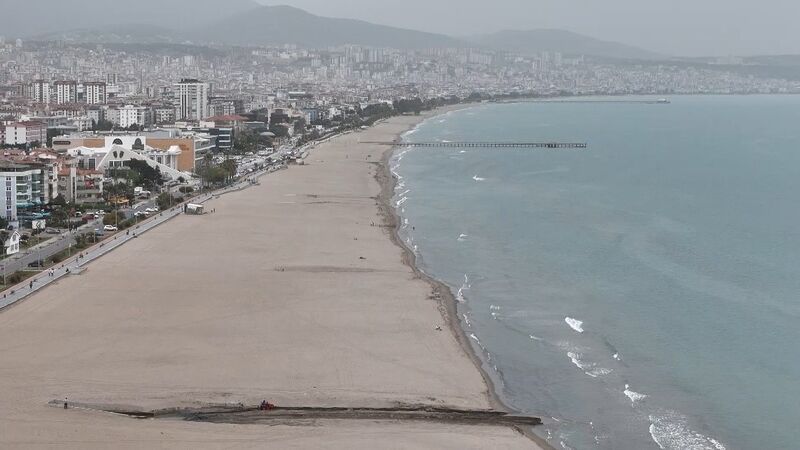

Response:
(363, 141), (588, 149)
(496, 99), (669, 105)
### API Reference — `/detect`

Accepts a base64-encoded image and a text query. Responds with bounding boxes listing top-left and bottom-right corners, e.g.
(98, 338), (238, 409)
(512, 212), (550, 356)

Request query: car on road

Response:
(28, 260), (44, 268)
(45, 227), (60, 234)
(145, 207), (157, 213)
(103, 225), (118, 232)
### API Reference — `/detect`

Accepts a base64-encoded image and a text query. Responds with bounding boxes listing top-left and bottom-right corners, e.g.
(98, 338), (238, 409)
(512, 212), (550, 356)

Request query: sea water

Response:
(392, 96), (800, 449)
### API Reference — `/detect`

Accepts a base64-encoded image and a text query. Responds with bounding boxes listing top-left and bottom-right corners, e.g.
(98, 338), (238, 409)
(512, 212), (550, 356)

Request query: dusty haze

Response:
(260, 0), (800, 56)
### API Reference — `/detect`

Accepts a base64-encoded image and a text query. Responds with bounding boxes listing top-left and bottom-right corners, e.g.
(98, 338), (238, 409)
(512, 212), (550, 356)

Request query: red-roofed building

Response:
(201, 115), (248, 128)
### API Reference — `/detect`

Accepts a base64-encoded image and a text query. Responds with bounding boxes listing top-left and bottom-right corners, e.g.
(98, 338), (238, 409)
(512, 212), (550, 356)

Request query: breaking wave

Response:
(649, 412), (726, 450)
(565, 317), (584, 333)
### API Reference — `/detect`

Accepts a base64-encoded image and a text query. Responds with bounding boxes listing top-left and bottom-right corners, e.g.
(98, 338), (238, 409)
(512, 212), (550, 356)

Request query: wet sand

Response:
(0, 113), (541, 448)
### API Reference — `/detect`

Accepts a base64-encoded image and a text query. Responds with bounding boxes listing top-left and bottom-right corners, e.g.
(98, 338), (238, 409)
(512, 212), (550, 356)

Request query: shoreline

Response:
(0, 108), (539, 449)
(374, 105), (554, 449)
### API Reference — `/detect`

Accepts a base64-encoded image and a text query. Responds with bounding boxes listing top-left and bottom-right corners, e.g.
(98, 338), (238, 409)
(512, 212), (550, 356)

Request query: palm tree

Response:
(201, 153), (214, 191)
(220, 159), (237, 184)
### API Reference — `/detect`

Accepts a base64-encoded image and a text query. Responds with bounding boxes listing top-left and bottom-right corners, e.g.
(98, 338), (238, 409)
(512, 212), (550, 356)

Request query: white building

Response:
(103, 106), (151, 129)
(84, 82), (107, 105)
(175, 79), (209, 121)
(4, 122), (46, 146)
(0, 162), (50, 224)
(31, 80), (50, 104)
(2, 230), (20, 256)
(53, 80), (78, 104)
(66, 139), (188, 181)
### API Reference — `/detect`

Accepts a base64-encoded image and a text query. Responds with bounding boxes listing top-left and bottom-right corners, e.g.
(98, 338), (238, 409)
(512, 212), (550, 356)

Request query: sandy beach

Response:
(0, 112), (542, 448)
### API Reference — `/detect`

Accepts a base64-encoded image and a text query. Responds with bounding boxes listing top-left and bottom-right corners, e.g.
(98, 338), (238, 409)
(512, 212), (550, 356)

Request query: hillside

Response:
(0, 0), (259, 37)
(194, 5), (464, 49)
(471, 29), (663, 60)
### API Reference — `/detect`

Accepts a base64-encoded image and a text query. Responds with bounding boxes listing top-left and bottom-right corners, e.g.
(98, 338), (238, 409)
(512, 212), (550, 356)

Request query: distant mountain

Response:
(192, 5), (464, 49)
(0, 0), (259, 37)
(34, 24), (186, 45)
(470, 29), (663, 60)
(6, 1), (662, 60)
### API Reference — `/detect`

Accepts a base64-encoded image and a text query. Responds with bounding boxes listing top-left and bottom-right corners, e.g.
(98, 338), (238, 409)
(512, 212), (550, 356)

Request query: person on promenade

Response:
(29, 281), (33, 289)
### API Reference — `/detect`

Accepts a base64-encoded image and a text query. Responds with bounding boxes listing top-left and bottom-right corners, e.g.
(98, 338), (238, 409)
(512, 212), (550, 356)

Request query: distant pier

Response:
(363, 141), (588, 149)
(496, 99), (670, 105)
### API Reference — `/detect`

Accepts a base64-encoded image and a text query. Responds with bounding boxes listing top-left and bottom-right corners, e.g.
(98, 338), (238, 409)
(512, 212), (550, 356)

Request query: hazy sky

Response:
(259, 0), (800, 56)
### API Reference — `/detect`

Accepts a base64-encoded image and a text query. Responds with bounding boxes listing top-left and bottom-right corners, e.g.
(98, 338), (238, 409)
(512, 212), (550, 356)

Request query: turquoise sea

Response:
(391, 96), (800, 449)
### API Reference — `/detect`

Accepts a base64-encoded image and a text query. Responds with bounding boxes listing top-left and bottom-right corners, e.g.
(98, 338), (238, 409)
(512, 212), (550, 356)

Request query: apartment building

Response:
(4, 122), (46, 146)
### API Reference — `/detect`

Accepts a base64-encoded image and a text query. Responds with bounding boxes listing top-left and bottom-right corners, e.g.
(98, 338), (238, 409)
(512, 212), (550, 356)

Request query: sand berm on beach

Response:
(0, 111), (545, 449)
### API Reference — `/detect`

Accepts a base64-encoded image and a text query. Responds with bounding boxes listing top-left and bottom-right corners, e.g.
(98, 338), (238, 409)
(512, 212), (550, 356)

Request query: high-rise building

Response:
(84, 81), (107, 105)
(31, 80), (50, 104)
(175, 79), (210, 121)
(53, 80), (78, 104)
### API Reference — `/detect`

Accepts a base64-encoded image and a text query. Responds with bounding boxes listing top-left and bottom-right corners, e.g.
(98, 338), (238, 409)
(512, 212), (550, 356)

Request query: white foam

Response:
(457, 233), (468, 242)
(613, 353), (621, 361)
(529, 334), (544, 341)
(624, 384), (648, 404)
(395, 196), (408, 207)
(587, 367), (613, 377)
(649, 413), (727, 450)
(472, 175), (486, 181)
(567, 352), (588, 371)
(566, 352), (612, 378)
(565, 317), (584, 333)
(459, 150), (467, 154)
(397, 189), (411, 197)
(489, 305), (501, 311)
(456, 289), (466, 303)
(462, 313), (472, 327)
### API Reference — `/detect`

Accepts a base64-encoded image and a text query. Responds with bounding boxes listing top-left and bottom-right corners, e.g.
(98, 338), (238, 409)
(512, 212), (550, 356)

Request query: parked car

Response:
(45, 227), (60, 234)
(103, 225), (118, 232)
(28, 260), (44, 268)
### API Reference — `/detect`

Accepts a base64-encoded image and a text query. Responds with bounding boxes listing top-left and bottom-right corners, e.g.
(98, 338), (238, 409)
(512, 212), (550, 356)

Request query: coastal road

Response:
(0, 218), (104, 278)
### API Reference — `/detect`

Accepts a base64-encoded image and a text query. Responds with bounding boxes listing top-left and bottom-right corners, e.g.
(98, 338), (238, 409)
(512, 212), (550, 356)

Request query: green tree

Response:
(156, 192), (173, 210)
(220, 159), (238, 183)
(50, 194), (67, 207)
(127, 159), (163, 189)
(103, 211), (126, 226)
(104, 182), (134, 205)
